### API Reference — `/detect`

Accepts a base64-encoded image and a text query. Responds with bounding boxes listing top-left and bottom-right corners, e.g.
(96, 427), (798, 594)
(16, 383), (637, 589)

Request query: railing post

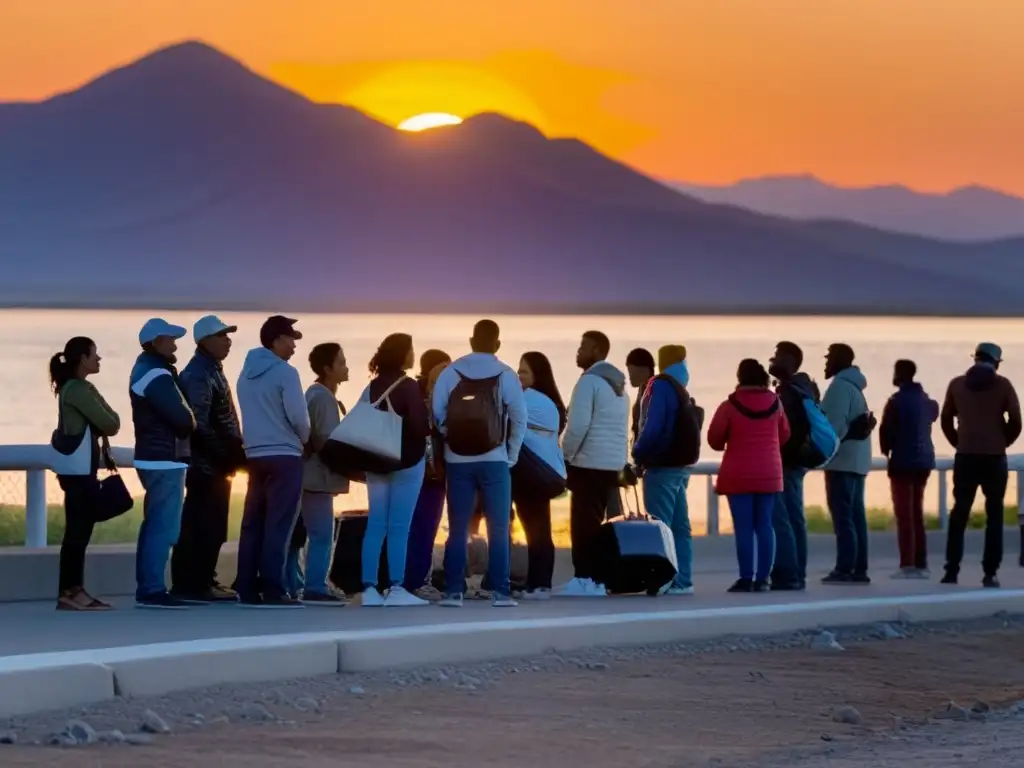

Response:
(25, 468), (48, 547)
(705, 474), (719, 536)
(937, 469), (948, 531)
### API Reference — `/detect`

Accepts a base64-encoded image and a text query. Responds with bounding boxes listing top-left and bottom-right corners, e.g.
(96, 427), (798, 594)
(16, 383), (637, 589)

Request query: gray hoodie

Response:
(236, 347), (311, 459)
(563, 361), (630, 471)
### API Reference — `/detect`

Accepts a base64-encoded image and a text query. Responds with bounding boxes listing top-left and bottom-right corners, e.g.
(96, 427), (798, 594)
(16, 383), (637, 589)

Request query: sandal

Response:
(56, 587), (112, 612)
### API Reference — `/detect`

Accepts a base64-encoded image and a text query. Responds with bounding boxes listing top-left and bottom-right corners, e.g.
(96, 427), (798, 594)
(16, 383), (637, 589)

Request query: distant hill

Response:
(671, 175), (1024, 242)
(1, 41), (1023, 316)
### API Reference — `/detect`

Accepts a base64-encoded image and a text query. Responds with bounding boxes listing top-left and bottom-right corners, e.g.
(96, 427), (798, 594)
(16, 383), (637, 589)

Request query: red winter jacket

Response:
(707, 387), (791, 495)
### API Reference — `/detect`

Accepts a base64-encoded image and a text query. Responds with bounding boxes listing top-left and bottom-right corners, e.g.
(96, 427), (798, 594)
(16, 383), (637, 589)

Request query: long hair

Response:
(369, 333), (413, 376)
(49, 336), (95, 396)
(737, 358), (770, 388)
(521, 351), (567, 434)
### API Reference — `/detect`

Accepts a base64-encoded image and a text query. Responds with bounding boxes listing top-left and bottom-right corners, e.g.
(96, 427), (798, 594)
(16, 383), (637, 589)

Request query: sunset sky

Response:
(2, 0), (1021, 195)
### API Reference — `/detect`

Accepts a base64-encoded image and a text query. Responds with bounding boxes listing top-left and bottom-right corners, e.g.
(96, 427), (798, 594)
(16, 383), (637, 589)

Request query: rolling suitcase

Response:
(329, 512), (389, 595)
(594, 484), (678, 596)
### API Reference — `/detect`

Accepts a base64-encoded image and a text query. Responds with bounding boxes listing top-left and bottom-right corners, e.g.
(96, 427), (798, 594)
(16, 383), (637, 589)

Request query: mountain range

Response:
(1, 41), (1022, 316)
(671, 176), (1024, 242)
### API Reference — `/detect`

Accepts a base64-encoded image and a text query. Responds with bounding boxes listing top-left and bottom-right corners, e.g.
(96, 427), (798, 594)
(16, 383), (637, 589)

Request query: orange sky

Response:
(2, 0), (1021, 194)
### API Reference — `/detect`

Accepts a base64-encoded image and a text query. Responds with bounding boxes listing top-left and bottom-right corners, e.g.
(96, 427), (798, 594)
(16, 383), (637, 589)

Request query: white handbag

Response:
(328, 377), (407, 461)
(48, 387), (93, 476)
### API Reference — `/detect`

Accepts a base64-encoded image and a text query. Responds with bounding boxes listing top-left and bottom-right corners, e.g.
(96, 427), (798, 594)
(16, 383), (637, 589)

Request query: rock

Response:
(141, 710), (172, 734)
(100, 730), (126, 744)
(0, 730), (17, 745)
(294, 697), (321, 713)
(832, 706), (863, 725)
(207, 715), (230, 726)
(66, 719), (99, 745)
(585, 662), (610, 671)
(126, 734), (155, 746)
(933, 702), (971, 721)
(49, 734), (79, 747)
(810, 631), (845, 652)
(971, 700), (991, 714)
(240, 702), (276, 722)
(456, 673), (482, 687)
(878, 623), (905, 640)
(820, 734), (833, 742)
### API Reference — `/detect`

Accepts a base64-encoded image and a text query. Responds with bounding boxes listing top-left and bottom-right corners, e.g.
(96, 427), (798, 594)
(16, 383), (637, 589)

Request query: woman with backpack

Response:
(49, 337), (122, 611)
(707, 359), (791, 593)
(359, 333), (431, 607)
(512, 351), (568, 599)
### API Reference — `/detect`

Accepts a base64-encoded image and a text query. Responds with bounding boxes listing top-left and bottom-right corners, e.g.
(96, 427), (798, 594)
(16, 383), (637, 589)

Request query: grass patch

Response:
(804, 504), (1019, 534)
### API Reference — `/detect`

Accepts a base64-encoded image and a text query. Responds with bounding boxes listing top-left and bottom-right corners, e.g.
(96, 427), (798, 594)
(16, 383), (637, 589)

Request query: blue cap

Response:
(139, 318), (187, 346)
(974, 342), (1003, 363)
(193, 315), (238, 343)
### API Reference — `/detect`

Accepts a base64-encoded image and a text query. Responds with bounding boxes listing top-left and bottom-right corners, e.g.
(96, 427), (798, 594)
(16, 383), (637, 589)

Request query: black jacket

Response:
(777, 372), (821, 469)
(180, 349), (245, 475)
(130, 351), (195, 464)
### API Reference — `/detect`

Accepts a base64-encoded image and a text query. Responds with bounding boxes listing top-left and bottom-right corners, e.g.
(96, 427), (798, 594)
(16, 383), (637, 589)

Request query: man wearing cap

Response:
(940, 342), (1022, 588)
(130, 318), (197, 609)
(170, 315), (246, 603)
(235, 315), (311, 608)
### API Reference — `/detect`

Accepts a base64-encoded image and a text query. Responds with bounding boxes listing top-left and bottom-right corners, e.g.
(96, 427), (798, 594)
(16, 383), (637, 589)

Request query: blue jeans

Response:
(285, 492), (336, 596)
(443, 461), (512, 598)
(825, 470), (869, 576)
(364, 459), (426, 587)
(642, 468), (692, 589)
(136, 468), (187, 599)
(236, 455), (303, 600)
(404, 481), (447, 591)
(771, 468), (807, 585)
(727, 493), (776, 582)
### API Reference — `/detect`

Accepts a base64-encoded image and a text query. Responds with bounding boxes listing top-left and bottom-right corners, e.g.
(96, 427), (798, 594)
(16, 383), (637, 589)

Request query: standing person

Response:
(49, 337), (121, 611)
(559, 330), (630, 597)
(513, 351), (568, 600)
(130, 319), (196, 609)
(820, 343), (874, 585)
(403, 350), (452, 597)
(879, 359), (938, 579)
(171, 316), (245, 603)
(940, 343), (1022, 588)
(359, 333), (431, 607)
(625, 347), (656, 444)
(235, 316), (310, 608)
(290, 342), (350, 604)
(432, 319), (527, 608)
(632, 344), (699, 595)
(707, 359), (791, 593)
(768, 341), (821, 591)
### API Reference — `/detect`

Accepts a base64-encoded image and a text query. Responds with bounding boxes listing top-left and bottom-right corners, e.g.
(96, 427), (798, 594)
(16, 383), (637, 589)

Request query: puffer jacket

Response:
(707, 387), (791, 495)
(129, 351), (195, 467)
(180, 348), (245, 476)
(880, 382), (938, 474)
(562, 361), (630, 472)
(821, 366), (873, 475)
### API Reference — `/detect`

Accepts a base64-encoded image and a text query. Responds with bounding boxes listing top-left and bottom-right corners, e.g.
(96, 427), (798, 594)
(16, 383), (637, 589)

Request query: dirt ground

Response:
(4, 627), (1024, 767)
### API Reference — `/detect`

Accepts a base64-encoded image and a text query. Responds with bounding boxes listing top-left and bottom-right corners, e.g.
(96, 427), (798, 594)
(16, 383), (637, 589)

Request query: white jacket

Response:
(562, 362), (630, 472)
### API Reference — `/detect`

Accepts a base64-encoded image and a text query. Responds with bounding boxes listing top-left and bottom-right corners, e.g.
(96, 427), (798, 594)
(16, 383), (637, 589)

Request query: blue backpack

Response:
(800, 396), (840, 469)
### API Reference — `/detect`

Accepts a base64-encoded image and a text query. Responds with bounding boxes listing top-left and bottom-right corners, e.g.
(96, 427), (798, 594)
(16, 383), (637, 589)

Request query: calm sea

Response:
(3, 310), (1023, 528)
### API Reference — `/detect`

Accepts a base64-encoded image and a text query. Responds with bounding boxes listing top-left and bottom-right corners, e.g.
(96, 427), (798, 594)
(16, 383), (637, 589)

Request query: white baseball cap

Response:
(193, 315), (238, 343)
(139, 318), (187, 345)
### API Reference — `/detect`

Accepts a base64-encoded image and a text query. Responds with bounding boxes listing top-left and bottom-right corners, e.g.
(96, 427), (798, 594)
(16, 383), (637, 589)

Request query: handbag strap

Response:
(99, 435), (118, 473)
(371, 375), (408, 410)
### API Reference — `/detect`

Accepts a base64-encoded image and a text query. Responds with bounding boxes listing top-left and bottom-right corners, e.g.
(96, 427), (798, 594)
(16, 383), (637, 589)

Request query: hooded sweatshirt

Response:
(236, 347), (311, 459)
(632, 360), (693, 466)
(431, 352), (527, 465)
(707, 387), (791, 495)
(941, 363), (1022, 455)
(562, 361), (630, 471)
(820, 365), (872, 475)
(776, 372), (821, 469)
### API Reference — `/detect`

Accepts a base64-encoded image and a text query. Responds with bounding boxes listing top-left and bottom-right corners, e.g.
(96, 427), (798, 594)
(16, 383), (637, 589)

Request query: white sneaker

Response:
(384, 586), (429, 607)
(890, 568), (916, 580)
(492, 594), (518, 608)
(556, 577), (593, 597)
(438, 593), (464, 608)
(521, 588), (552, 601)
(586, 580), (608, 597)
(666, 586), (695, 596)
(360, 587), (386, 607)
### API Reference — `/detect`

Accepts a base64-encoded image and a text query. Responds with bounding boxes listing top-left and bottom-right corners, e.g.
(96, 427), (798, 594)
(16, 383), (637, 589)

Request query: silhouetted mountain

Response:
(1, 42), (1023, 315)
(671, 175), (1024, 242)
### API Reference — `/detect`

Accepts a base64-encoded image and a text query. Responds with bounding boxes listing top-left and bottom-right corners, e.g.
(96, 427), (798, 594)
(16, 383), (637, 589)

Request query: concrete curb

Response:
(1, 589), (1022, 717)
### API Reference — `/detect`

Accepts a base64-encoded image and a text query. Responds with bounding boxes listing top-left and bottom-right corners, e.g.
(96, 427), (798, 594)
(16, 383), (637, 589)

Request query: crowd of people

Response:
(45, 314), (1022, 611)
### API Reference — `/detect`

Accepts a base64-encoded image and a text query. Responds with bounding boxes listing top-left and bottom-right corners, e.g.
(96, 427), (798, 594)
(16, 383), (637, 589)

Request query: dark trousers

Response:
(403, 480), (447, 591)
(771, 468), (807, 586)
(514, 492), (556, 590)
(171, 469), (233, 594)
(57, 475), (97, 593)
(567, 465), (619, 580)
(890, 471), (930, 569)
(236, 455), (303, 600)
(825, 470), (869, 576)
(945, 453), (1007, 577)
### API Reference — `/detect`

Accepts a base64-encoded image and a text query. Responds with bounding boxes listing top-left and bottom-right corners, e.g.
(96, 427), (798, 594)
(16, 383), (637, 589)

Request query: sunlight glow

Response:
(397, 112), (464, 132)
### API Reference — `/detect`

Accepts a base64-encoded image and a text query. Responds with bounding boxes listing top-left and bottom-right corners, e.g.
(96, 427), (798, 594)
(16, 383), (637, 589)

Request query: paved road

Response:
(0, 551), (1016, 658)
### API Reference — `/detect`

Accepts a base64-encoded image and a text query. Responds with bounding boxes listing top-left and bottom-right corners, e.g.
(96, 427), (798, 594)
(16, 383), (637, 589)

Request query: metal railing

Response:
(2, 446), (1024, 547)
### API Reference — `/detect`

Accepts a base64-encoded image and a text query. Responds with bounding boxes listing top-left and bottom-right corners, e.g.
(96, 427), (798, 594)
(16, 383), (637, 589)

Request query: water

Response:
(4, 310), (1023, 527)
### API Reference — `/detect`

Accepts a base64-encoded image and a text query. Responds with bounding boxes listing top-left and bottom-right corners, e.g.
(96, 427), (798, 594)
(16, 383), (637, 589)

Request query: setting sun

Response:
(397, 112), (463, 132)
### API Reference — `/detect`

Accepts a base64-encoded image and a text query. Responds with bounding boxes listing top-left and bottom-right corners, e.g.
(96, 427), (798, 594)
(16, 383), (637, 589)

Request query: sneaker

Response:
(521, 588), (552, 601)
(940, 572), (958, 585)
(909, 568), (930, 580)
(206, 584), (238, 602)
(438, 593), (464, 608)
(665, 586), (695, 596)
(890, 568), (916, 579)
(135, 592), (190, 610)
(770, 580), (802, 591)
(821, 572), (853, 585)
(727, 578), (753, 593)
(851, 573), (871, 585)
(556, 577), (592, 597)
(752, 580), (770, 593)
(983, 575), (1001, 589)
(586, 580), (608, 597)
(385, 586), (429, 607)
(492, 594), (518, 608)
(261, 595), (305, 609)
(303, 591), (347, 606)
(237, 594), (265, 608)
(168, 590), (212, 606)
(360, 587), (386, 607)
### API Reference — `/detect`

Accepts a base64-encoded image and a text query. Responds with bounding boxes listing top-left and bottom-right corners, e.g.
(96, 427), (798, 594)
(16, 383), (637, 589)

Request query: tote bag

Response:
(48, 386), (93, 476)
(329, 377), (407, 461)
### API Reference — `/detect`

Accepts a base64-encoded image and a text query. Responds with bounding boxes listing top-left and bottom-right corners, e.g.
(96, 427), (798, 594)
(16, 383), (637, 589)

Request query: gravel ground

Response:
(2, 613), (1024, 765)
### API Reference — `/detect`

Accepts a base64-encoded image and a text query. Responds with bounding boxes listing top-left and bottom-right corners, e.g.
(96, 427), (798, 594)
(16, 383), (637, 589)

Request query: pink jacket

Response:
(707, 387), (791, 495)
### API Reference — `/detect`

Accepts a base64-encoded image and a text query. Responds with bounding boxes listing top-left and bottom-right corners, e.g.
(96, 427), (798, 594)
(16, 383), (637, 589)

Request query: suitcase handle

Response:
(618, 483), (647, 521)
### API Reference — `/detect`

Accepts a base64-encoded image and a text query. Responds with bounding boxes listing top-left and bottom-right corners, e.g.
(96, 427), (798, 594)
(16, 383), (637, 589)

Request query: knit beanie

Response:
(658, 344), (687, 372)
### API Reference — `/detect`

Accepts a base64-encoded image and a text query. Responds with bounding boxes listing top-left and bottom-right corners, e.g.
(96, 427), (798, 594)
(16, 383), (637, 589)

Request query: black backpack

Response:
(445, 373), (504, 456)
(655, 374), (703, 467)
